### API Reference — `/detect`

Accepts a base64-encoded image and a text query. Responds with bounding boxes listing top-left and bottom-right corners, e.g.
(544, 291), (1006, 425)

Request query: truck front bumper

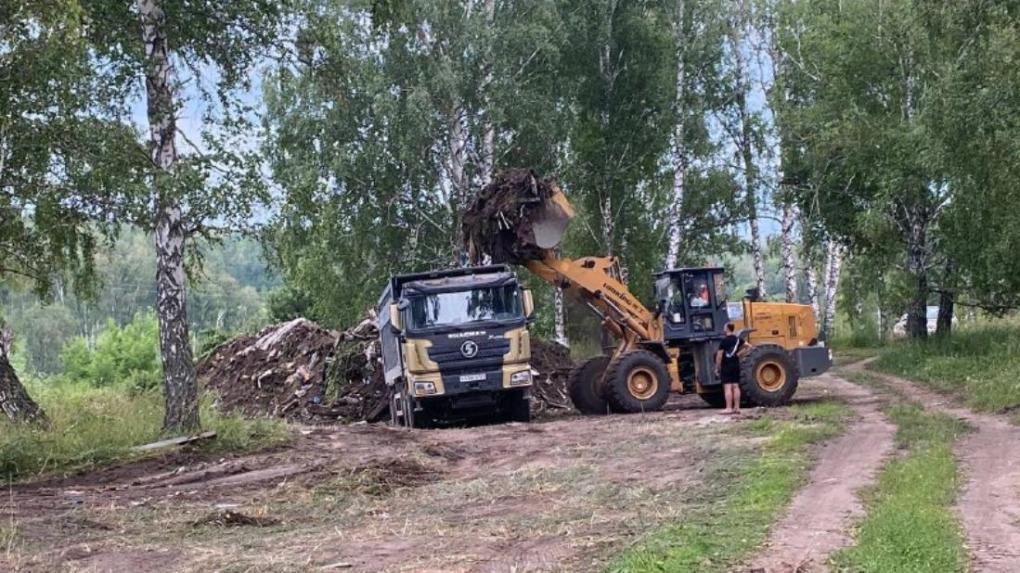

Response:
(410, 365), (533, 398)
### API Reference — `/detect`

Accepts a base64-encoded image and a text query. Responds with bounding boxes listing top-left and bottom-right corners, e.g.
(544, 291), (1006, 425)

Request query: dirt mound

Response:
(462, 168), (564, 264)
(530, 339), (575, 415)
(199, 316), (389, 424)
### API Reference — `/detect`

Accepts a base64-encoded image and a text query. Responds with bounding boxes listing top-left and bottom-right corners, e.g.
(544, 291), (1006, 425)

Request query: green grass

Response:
(0, 383), (290, 482)
(872, 323), (1020, 417)
(832, 347), (881, 367)
(608, 401), (852, 573)
(831, 404), (969, 573)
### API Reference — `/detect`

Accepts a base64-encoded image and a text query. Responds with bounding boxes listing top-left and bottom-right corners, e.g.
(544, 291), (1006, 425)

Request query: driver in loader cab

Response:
(715, 323), (752, 414)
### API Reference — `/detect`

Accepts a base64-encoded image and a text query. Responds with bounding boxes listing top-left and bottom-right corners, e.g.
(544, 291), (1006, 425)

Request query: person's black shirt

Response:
(718, 334), (744, 382)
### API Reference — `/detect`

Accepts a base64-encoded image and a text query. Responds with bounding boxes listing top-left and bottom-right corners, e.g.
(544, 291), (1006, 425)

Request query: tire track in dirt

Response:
(856, 360), (1020, 573)
(745, 371), (896, 573)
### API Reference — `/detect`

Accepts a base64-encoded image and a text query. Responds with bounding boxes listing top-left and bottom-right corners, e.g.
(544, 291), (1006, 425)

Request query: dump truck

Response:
(462, 169), (831, 414)
(377, 265), (536, 427)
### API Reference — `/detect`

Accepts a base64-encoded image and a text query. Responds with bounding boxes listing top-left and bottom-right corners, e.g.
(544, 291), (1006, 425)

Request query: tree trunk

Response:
(448, 105), (470, 262)
(805, 265), (821, 322)
(0, 327), (47, 425)
(139, 0), (200, 433)
(821, 240), (844, 340)
(554, 287), (569, 348)
(479, 0), (496, 184)
(664, 0), (687, 270)
(781, 202), (798, 302)
(730, 6), (766, 297)
(935, 260), (955, 337)
(905, 218), (929, 340)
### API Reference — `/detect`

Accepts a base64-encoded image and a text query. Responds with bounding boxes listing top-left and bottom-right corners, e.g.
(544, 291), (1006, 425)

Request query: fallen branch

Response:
(133, 431), (217, 452)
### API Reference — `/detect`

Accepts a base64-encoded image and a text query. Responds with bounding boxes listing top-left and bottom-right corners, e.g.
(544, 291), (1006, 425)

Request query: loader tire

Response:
(699, 391), (727, 409)
(604, 350), (670, 414)
(740, 344), (799, 407)
(568, 356), (611, 415)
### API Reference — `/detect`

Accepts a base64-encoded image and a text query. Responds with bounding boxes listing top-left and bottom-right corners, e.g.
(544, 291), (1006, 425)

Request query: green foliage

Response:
(831, 405), (968, 573)
(59, 315), (161, 391)
(610, 401), (851, 572)
(872, 322), (1020, 415)
(15, 303), (77, 375)
(0, 383), (289, 482)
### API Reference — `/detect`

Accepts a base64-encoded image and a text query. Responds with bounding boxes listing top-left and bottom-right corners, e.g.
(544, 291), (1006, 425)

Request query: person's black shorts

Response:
(720, 369), (741, 385)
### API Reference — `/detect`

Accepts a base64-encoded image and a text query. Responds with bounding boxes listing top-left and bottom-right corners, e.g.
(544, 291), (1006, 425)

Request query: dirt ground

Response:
(0, 382), (844, 573)
(14, 366), (1004, 573)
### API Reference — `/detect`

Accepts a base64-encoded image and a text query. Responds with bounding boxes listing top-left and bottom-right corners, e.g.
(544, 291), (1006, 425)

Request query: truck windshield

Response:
(408, 285), (523, 330)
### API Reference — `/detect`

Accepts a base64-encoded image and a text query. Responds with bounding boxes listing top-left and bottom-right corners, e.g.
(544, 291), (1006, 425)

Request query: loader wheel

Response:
(740, 345), (799, 407)
(699, 391), (727, 409)
(568, 356), (611, 415)
(604, 350), (671, 414)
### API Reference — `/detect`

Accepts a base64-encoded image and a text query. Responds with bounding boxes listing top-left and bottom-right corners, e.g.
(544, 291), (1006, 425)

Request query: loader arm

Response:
(526, 255), (660, 348)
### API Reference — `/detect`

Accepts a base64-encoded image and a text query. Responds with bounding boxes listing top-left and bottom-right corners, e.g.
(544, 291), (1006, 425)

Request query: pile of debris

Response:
(462, 168), (570, 264)
(199, 315), (388, 424)
(529, 339), (575, 416)
(200, 316), (578, 424)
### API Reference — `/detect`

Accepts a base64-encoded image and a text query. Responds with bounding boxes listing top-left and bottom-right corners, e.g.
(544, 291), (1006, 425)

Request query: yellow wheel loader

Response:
(464, 170), (831, 414)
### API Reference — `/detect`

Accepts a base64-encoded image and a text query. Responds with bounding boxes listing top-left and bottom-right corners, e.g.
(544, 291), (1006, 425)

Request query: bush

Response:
(872, 322), (1020, 414)
(59, 314), (162, 391)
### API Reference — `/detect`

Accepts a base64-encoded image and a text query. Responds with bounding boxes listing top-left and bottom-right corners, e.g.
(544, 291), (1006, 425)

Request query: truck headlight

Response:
(510, 370), (533, 386)
(413, 381), (438, 396)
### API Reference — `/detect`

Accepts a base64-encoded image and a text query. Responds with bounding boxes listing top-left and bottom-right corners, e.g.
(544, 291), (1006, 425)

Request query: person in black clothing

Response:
(715, 323), (752, 414)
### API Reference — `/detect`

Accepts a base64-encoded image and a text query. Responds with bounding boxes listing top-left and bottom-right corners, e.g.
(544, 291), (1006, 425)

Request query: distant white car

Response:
(893, 306), (955, 337)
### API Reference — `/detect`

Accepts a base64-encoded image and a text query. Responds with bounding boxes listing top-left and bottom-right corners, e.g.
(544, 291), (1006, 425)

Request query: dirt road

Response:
(744, 371), (896, 573)
(858, 362), (1020, 573)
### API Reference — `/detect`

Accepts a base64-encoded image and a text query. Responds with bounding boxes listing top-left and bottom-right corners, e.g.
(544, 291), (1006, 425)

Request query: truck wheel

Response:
(740, 345), (800, 407)
(604, 350), (670, 414)
(568, 356), (611, 415)
(505, 389), (531, 423)
(389, 388), (401, 425)
(401, 391), (432, 429)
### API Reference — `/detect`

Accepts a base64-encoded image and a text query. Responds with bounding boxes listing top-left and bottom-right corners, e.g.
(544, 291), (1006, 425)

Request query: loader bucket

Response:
(530, 185), (575, 249)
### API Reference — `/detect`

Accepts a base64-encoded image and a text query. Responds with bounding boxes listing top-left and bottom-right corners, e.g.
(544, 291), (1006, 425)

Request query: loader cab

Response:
(654, 267), (729, 342)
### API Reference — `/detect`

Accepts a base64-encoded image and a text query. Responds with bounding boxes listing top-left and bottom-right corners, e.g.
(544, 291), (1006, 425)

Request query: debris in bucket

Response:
(462, 168), (572, 264)
(192, 509), (280, 528)
(199, 315), (389, 424)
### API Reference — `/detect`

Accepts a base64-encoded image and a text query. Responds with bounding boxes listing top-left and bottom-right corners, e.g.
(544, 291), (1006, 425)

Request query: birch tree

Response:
(726, 0), (767, 297)
(77, 0), (286, 432)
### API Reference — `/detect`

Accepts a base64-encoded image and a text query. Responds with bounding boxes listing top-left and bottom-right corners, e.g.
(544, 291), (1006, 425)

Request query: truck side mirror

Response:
(388, 303), (402, 331)
(522, 289), (535, 318)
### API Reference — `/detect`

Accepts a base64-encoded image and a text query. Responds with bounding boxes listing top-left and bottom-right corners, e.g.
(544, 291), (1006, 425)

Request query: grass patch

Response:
(0, 383), (289, 482)
(608, 401), (852, 573)
(832, 347), (881, 367)
(871, 323), (1020, 416)
(831, 404), (969, 572)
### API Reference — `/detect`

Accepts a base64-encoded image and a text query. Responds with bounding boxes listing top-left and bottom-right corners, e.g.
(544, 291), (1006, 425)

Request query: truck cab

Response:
(378, 265), (535, 428)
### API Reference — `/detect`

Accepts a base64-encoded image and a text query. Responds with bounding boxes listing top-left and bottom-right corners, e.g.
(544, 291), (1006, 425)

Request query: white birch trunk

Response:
(479, 0), (496, 183)
(731, 2), (766, 297)
(822, 240), (844, 339)
(448, 105), (469, 262)
(554, 287), (569, 348)
(139, 0), (199, 433)
(0, 327), (47, 425)
(664, 0), (687, 270)
(781, 202), (798, 302)
(805, 265), (820, 322)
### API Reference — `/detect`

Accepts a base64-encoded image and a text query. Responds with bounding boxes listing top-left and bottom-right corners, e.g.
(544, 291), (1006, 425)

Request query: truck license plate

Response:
(459, 373), (486, 383)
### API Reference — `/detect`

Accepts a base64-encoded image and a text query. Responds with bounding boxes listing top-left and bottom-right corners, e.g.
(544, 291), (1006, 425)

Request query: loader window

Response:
(408, 285), (523, 330)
